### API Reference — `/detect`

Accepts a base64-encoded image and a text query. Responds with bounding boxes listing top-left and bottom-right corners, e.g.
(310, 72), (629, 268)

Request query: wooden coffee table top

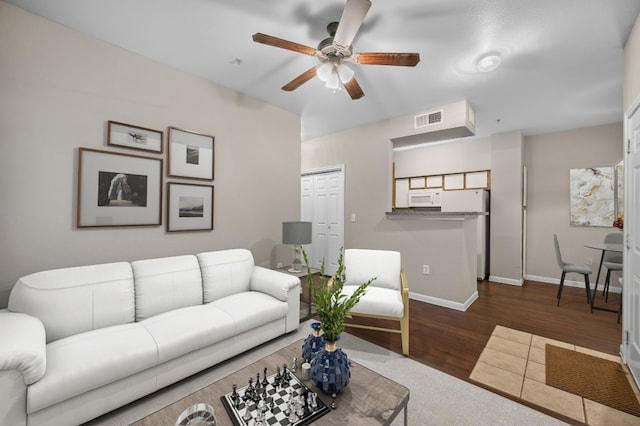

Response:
(133, 339), (409, 425)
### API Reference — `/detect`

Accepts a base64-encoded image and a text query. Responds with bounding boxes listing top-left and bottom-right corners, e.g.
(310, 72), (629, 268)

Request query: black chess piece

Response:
(231, 384), (240, 407)
(262, 367), (269, 387)
(243, 378), (253, 401)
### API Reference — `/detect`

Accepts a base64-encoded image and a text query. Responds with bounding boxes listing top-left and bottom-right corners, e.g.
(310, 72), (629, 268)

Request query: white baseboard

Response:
(523, 274), (622, 294)
(409, 291), (479, 312)
(488, 276), (524, 286)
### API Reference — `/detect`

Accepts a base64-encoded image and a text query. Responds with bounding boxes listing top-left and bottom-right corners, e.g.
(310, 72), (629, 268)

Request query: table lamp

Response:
(282, 221), (312, 272)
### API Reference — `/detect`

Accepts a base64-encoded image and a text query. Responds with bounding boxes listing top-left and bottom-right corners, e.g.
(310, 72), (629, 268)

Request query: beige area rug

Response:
(86, 320), (564, 426)
(546, 344), (640, 417)
(470, 325), (640, 425)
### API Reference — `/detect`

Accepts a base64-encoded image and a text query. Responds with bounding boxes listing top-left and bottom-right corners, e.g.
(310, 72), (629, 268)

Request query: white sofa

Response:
(0, 249), (300, 426)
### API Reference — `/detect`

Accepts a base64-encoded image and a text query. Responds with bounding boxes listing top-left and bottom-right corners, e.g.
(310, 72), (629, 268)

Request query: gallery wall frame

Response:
(569, 166), (614, 227)
(77, 148), (163, 228)
(168, 126), (214, 181)
(166, 182), (214, 232)
(107, 120), (163, 153)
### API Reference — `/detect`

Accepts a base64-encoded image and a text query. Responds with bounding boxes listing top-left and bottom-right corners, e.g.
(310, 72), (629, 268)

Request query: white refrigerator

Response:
(440, 189), (490, 280)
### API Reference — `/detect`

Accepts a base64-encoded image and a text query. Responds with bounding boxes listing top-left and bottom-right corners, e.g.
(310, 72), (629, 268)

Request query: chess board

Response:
(220, 369), (329, 426)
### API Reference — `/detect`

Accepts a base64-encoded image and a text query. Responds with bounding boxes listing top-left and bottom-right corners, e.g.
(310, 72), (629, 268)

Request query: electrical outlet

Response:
(586, 258), (593, 266)
(351, 213), (356, 222)
(423, 264), (430, 275)
(277, 262), (283, 268)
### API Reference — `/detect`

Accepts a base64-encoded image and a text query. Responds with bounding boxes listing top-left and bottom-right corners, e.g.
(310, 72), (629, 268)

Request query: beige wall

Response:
(624, 14), (640, 111)
(302, 106), (524, 304)
(0, 3), (301, 307)
(524, 123), (623, 285)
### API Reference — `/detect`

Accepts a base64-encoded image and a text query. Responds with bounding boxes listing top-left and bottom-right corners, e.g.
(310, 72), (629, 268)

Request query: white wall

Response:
(0, 2), (301, 307)
(524, 123), (623, 285)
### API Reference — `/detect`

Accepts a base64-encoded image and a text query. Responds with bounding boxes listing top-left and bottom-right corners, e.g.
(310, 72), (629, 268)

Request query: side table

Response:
(274, 266), (320, 321)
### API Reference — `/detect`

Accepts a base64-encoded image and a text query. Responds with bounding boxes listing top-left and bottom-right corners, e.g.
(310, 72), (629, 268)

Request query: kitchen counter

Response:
(385, 209), (488, 219)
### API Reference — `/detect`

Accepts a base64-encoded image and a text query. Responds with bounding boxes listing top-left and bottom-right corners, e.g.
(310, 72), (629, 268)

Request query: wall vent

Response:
(414, 110), (443, 129)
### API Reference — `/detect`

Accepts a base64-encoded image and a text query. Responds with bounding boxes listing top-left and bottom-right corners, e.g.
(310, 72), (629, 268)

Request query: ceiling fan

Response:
(252, 0), (420, 100)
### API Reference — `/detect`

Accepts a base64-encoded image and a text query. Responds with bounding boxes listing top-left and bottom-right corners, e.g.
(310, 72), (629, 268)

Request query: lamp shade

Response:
(282, 221), (312, 245)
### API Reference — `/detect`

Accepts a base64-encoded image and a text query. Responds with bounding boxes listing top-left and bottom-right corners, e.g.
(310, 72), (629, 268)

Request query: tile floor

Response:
(470, 325), (640, 425)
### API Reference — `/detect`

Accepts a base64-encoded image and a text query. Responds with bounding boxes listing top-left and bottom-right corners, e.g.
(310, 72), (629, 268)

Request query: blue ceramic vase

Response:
(310, 337), (351, 394)
(301, 322), (326, 362)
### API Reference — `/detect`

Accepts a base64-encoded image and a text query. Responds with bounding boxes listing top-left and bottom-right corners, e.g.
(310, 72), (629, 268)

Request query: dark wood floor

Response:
(334, 279), (623, 424)
(345, 279), (622, 381)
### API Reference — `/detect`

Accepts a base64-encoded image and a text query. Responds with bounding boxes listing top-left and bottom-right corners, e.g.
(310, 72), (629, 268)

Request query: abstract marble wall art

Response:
(615, 160), (623, 218)
(569, 167), (614, 227)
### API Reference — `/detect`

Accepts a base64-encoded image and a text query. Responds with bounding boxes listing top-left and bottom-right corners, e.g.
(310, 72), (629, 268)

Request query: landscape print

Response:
(179, 196), (204, 218)
(186, 145), (200, 165)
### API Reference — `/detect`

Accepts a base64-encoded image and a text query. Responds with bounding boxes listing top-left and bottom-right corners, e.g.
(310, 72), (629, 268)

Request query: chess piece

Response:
(242, 403), (253, 422)
(231, 384), (240, 407)
(331, 393), (337, 409)
(292, 356), (298, 372)
(274, 365), (282, 384)
(308, 391), (318, 410)
(296, 395), (305, 417)
(262, 367), (269, 387)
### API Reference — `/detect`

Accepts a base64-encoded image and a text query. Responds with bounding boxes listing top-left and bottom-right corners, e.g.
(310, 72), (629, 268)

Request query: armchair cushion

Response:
(344, 249), (401, 290)
(342, 286), (404, 318)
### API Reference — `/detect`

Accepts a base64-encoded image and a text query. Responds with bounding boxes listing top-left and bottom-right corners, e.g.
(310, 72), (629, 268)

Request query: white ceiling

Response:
(7, 0), (640, 142)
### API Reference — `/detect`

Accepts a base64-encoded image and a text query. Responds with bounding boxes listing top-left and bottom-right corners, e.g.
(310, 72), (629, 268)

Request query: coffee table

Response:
(132, 340), (409, 425)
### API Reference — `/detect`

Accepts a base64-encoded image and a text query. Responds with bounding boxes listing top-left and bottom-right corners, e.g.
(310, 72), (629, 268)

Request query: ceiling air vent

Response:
(414, 110), (443, 129)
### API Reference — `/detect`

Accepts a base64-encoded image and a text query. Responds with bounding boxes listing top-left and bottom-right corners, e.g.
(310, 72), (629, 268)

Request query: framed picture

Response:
(168, 126), (214, 180)
(569, 167), (614, 227)
(167, 182), (214, 232)
(77, 148), (163, 228)
(107, 120), (163, 153)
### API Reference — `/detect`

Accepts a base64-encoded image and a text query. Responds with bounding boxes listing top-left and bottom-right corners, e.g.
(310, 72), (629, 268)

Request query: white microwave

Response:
(408, 189), (442, 207)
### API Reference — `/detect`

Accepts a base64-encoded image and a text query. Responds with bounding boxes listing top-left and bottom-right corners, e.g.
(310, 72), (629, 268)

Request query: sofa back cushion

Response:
(131, 255), (203, 321)
(197, 249), (254, 303)
(8, 262), (135, 343)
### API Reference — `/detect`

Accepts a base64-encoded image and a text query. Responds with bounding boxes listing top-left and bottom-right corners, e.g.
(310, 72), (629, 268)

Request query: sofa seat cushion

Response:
(140, 304), (236, 364)
(27, 323), (157, 413)
(210, 291), (288, 335)
(342, 286), (405, 318)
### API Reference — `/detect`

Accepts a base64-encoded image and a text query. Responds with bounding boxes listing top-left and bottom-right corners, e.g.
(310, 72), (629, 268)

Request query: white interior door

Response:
(301, 175), (314, 265)
(623, 98), (640, 385)
(301, 166), (345, 276)
(325, 172), (344, 273)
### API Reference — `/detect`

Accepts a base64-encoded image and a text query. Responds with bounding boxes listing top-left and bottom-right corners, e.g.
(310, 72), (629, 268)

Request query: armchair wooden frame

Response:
(343, 270), (410, 356)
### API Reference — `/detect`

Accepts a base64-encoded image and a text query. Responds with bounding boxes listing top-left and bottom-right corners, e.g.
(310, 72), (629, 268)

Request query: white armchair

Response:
(341, 249), (410, 356)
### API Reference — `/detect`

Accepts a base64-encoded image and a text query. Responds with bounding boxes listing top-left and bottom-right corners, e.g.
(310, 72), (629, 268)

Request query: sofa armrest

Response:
(0, 312), (46, 385)
(251, 267), (301, 332)
(250, 266), (300, 302)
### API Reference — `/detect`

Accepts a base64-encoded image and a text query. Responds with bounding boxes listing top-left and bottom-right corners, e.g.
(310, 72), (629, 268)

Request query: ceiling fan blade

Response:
(333, 0), (372, 51)
(252, 33), (317, 56)
(343, 77), (365, 100)
(353, 52), (420, 67)
(282, 67), (319, 92)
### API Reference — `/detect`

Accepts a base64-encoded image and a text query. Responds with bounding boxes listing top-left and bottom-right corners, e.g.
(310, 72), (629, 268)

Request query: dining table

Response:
(584, 242), (623, 286)
(585, 242), (623, 316)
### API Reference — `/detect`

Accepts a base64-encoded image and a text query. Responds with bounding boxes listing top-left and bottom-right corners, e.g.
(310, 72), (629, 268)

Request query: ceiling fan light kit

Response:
(476, 52), (502, 72)
(252, 0), (420, 100)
